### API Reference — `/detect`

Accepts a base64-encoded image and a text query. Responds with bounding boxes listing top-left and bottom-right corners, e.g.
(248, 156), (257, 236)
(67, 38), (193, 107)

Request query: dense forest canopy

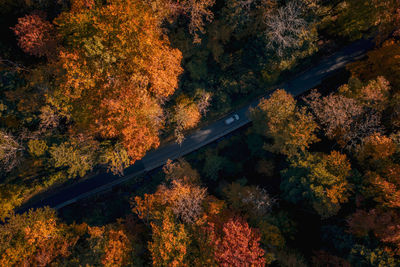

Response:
(0, 0), (400, 266)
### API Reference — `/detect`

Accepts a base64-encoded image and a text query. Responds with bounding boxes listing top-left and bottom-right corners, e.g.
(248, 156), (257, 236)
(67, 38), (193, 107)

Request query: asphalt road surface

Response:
(19, 39), (374, 212)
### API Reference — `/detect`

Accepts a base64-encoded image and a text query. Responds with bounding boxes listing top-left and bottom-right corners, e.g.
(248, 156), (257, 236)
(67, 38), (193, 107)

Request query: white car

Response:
(225, 114), (239, 125)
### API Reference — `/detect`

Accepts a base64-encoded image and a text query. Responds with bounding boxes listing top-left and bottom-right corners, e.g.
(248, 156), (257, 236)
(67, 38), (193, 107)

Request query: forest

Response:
(0, 0), (400, 266)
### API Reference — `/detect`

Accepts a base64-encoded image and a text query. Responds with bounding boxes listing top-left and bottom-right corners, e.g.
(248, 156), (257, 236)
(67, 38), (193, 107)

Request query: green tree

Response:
(281, 151), (352, 217)
(203, 152), (229, 181)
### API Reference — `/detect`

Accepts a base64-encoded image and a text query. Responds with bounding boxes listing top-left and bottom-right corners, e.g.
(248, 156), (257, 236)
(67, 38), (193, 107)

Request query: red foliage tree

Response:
(209, 217), (266, 266)
(12, 13), (56, 58)
(348, 209), (400, 253)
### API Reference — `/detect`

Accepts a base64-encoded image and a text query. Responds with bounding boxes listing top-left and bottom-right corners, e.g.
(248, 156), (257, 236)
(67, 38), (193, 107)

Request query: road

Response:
(19, 39), (374, 212)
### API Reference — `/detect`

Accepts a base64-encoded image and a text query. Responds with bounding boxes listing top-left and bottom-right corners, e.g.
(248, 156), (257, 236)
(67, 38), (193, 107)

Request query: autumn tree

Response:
(148, 209), (190, 266)
(347, 40), (400, 91)
(172, 95), (202, 144)
(53, 0), (183, 164)
(281, 151), (352, 217)
(338, 76), (391, 112)
(101, 143), (130, 176)
(27, 139), (47, 157)
(49, 137), (99, 178)
(157, 180), (207, 224)
(162, 158), (201, 184)
(304, 90), (382, 150)
(349, 245), (399, 267)
(0, 130), (23, 172)
(250, 89), (319, 158)
(134, 179), (207, 225)
(356, 134), (400, 208)
(38, 105), (60, 133)
(78, 225), (133, 267)
(220, 0), (276, 40)
(348, 209), (400, 254)
(332, 0), (400, 42)
(209, 217), (266, 266)
(0, 207), (78, 266)
(223, 182), (274, 219)
(12, 13), (57, 58)
(265, 0), (312, 58)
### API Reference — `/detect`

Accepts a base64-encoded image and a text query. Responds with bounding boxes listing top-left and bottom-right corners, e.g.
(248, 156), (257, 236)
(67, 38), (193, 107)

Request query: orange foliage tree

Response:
(0, 207), (78, 266)
(53, 0), (183, 163)
(347, 40), (400, 91)
(134, 179), (207, 224)
(356, 134), (400, 208)
(172, 95), (202, 144)
(85, 225), (132, 267)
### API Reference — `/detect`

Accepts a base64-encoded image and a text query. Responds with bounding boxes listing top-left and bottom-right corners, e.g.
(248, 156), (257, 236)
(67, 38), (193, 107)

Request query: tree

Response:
(12, 13), (57, 58)
(366, 167), (400, 209)
(347, 208), (400, 253)
(264, 0), (311, 57)
(347, 40), (400, 91)
(38, 105), (60, 133)
(53, 0), (183, 163)
(349, 245), (399, 267)
(101, 228), (132, 266)
(202, 152), (229, 181)
(172, 95), (202, 144)
(274, 249), (308, 267)
(0, 207), (78, 266)
(223, 182), (274, 219)
(63, 222), (135, 266)
(28, 139), (47, 157)
(251, 89), (319, 158)
(101, 143), (130, 176)
(281, 151), (352, 217)
(209, 217), (266, 266)
(356, 134), (400, 208)
(338, 76), (391, 112)
(81, 225), (133, 267)
(163, 158), (201, 184)
(148, 210), (190, 266)
(356, 133), (397, 169)
(49, 137), (98, 178)
(304, 90), (382, 150)
(0, 130), (23, 172)
(332, 0), (400, 42)
(162, 180), (207, 224)
(134, 178), (207, 224)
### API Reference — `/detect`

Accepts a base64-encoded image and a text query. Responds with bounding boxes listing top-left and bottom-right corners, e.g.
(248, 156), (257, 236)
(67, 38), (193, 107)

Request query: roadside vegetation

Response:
(1, 0), (400, 265)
